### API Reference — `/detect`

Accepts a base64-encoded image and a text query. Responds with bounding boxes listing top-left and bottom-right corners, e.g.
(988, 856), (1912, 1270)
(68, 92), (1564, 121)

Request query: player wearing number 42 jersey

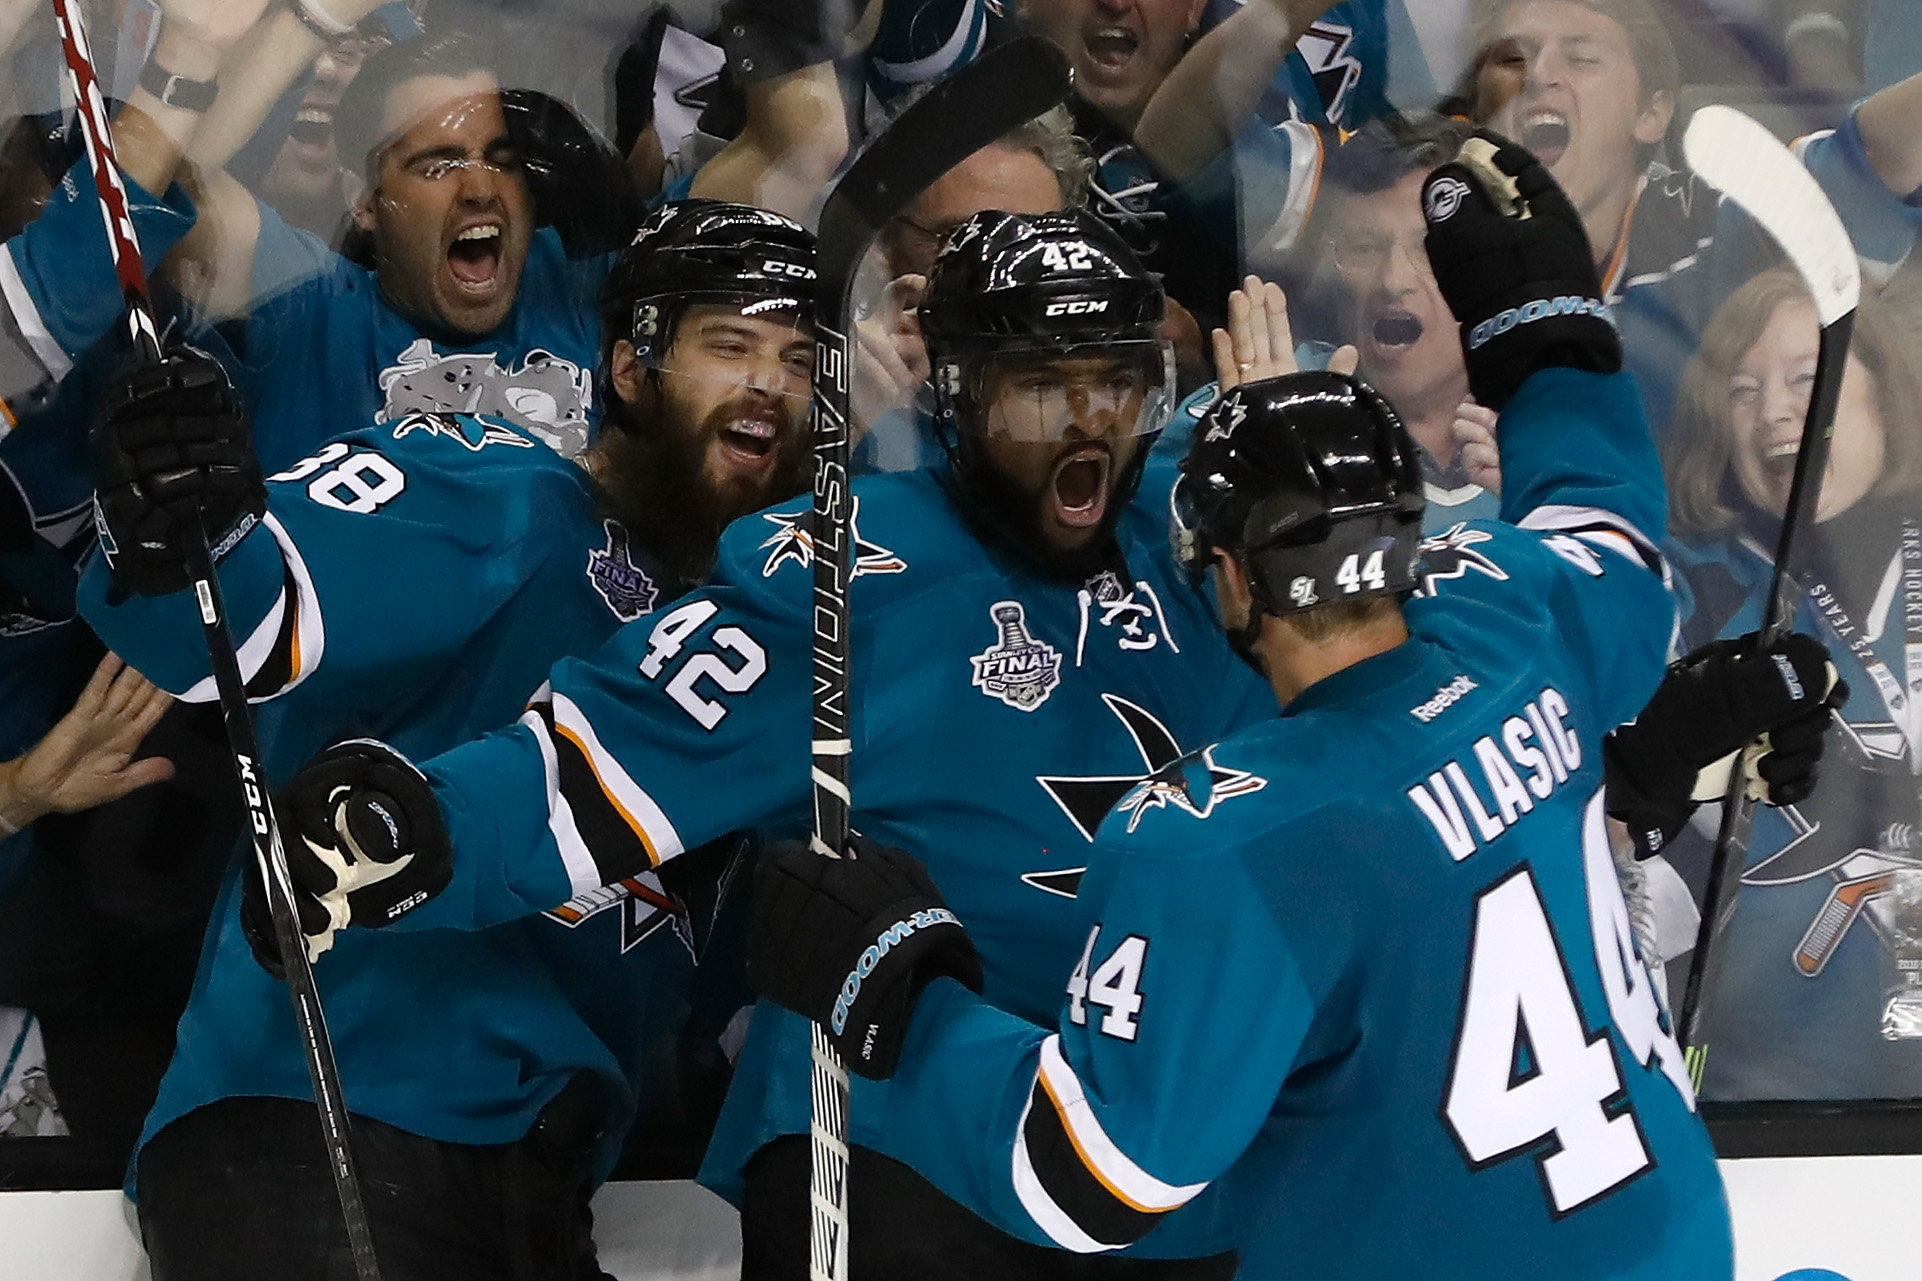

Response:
(748, 139), (1848, 1277)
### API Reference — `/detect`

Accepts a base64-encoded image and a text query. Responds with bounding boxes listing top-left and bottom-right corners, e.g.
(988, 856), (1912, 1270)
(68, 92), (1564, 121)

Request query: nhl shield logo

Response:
(587, 520), (659, 622)
(971, 600), (1062, 712)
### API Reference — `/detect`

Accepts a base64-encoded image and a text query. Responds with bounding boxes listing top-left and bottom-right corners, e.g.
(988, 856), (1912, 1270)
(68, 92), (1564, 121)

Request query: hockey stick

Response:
(804, 34), (1070, 1280)
(1674, 105), (1861, 1080)
(50, 4), (383, 1276)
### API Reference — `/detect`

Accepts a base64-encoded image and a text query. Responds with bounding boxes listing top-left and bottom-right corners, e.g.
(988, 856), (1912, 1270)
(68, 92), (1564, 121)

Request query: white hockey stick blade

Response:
(1683, 105), (1859, 326)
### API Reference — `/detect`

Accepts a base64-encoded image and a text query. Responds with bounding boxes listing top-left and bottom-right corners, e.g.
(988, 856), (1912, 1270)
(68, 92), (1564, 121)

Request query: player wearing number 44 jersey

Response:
(75, 201), (816, 1280)
(747, 139), (1847, 1277)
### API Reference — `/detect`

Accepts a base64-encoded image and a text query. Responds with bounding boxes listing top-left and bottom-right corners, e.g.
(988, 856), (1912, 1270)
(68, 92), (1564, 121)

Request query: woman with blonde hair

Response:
(1662, 265), (1922, 1102)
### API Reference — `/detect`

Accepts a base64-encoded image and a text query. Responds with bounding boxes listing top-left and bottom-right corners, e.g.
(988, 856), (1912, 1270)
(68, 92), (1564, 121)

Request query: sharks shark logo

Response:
(543, 872), (695, 959)
(587, 520), (659, 622)
(1026, 695), (1264, 895)
(1415, 524), (1509, 597)
(1297, 20), (1363, 126)
(1738, 720), (1922, 976)
(1113, 748), (1267, 834)
(390, 412), (536, 451)
(1202, 395), (1248, 443)
(758, 498), (907, 579)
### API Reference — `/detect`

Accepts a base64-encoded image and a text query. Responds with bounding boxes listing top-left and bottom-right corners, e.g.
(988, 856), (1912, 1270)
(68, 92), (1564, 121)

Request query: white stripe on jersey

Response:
(0, 244), (72, 381)
(180, 513), (324, 703)
(520, 709), (603, 900)
(550, 691), (685, 864)
(1011, 1079), (1115, 1254)
(1518, 503), (1663, 573)
(1036, 1035), (1208, 1214)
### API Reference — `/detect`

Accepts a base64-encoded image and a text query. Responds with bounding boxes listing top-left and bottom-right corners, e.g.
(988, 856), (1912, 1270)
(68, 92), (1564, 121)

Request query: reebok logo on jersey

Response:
(1411, 675), (1478, 723)
(1406, 686), (1582, 861)
(831, 908), (962, 1035)
(1466, 296), (1612, 350)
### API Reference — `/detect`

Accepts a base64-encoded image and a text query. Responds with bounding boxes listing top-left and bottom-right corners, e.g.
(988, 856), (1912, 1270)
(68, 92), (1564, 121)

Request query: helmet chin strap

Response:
(1225, 606), (1270, 678)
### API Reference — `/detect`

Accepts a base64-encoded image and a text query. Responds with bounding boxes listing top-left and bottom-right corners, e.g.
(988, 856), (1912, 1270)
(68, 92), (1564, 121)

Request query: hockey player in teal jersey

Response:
(741, 139), (1846, 1276)
(264, 209), (1274, 1277)
(75, 201), (816, 1279)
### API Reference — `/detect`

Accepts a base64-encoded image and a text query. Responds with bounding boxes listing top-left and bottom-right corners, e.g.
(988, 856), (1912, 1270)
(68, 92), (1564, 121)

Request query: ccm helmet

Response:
(600, 199), (817, 366)
(918, 209), (1174, 575)
(919, 208), (1171, 433)
(1174, 371), (1425, 623)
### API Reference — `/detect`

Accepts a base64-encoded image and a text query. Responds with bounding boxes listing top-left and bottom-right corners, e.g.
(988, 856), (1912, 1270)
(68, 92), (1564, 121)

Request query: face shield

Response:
(946, 339), (1176, 444)
(631, 296), (815, 415)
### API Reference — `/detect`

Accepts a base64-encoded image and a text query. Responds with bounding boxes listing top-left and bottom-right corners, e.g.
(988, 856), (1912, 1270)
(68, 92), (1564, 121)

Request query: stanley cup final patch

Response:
(587, 520), (659, 622)
(971, 600), (1062, 712)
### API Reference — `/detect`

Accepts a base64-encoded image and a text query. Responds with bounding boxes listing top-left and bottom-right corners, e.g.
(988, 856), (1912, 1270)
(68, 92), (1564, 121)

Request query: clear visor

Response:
(640, 301), (814, 410)
(960, 340), (1175, 443)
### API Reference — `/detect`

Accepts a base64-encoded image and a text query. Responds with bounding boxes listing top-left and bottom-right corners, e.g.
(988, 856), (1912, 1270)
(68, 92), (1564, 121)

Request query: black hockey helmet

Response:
(1173, 371), (1425, 617)
(918, 209), (1175, 578)
(919, 208), (1171, 435)
(600, 199), (817, 366)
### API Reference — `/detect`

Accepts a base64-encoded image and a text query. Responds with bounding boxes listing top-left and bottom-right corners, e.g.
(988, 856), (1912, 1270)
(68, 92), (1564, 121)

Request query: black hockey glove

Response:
(243, 739), (451, 976)
(748, 834), (983, 1080)
(1604, 631), (1847, 858)
(1420, 131), (1621, 411)
(92, 346), (265, 598)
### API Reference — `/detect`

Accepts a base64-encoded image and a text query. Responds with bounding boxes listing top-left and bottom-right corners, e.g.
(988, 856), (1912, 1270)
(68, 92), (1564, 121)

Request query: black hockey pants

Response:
(136, 1073), (612, 1281)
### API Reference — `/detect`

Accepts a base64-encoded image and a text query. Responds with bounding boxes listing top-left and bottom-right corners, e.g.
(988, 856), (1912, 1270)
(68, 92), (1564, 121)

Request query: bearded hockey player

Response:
(742, 140), (1846, 1277)
(75, 200), (814, 1280)
(264, 209), (1274, 1277)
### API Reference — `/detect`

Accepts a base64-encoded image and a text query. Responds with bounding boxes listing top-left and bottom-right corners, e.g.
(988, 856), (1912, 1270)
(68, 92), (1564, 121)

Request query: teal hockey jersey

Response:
(863, 367), (1731, 1278)
(395, 453), (1274, 1251)
(76, 412), (689, 1181)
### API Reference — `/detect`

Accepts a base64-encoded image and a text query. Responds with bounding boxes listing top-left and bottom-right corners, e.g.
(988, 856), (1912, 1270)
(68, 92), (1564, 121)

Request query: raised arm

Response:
(162, 0), (385, 315)
(113, 0), (275, 195)
(1133, 0), (1340, 185)
(1419, 134), (1662, 540)
(1852, 68), (1922, 205)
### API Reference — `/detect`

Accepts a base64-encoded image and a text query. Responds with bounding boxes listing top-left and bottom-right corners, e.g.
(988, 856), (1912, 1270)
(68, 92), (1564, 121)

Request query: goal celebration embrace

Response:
(1, 0), (1920, 1278)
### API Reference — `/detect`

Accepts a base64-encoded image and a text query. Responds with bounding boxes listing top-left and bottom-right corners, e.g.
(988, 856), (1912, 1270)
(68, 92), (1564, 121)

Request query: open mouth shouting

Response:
(1048, 444), (1116, 532)
(447, 220), (504, 293)
(1080, 20), (1141, 83)
(1521, 109), (1571, 169)
(1369, 310), (1424, 353)
(715, 408), (790, 477)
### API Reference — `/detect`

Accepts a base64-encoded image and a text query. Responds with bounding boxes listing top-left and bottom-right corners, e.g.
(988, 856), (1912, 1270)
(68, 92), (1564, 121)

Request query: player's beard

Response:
(593, 383), (809, 591)
(947, 434), (1147, 582)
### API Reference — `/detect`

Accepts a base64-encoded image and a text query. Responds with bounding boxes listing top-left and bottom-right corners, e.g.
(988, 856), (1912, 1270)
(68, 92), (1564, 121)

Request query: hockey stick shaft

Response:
(50, 5), (383, 1275)
(804, 36), (1070, 1280)
(1681, 310), (1856, 1069)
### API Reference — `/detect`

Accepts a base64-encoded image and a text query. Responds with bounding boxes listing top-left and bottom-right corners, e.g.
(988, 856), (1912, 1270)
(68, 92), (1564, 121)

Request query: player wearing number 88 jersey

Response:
(73, 204), (819, 1276)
